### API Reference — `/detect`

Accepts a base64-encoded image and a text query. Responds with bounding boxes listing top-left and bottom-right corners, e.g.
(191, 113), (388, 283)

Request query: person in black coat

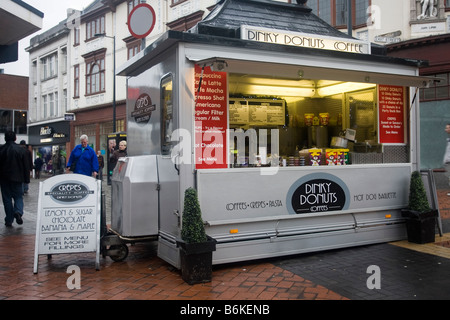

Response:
(19, 140), (32, 193)
(0, 131), (31, 227)
(34, 156), (44, 179)
(110, 140), (127, 170)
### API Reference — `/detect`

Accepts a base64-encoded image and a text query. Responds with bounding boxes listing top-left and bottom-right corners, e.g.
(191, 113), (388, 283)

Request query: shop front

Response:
(115, 0), (433, 267)
(28, 120), (70, 176)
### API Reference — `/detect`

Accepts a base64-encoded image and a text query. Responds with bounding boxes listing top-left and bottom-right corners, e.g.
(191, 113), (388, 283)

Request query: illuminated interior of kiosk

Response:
(228, 73), (409, 167)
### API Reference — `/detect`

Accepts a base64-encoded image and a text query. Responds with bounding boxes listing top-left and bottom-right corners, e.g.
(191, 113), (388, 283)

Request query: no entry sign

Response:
(128, 3), (156, 39)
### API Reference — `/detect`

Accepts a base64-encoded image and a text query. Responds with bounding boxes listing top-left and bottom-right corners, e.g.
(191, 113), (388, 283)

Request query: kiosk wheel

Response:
(109, 244), (129, 262)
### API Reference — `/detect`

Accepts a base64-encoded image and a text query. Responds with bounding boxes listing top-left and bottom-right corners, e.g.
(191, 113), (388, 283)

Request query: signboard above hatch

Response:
(241, 25), (371, 55)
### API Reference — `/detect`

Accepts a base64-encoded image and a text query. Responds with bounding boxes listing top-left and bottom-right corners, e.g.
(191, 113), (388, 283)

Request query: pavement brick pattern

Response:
(0, 234), (346, 300)
(1, 173), (450, 301)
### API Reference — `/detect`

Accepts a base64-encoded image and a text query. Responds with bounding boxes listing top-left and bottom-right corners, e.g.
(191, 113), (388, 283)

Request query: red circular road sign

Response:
(128, 3), (156, 39)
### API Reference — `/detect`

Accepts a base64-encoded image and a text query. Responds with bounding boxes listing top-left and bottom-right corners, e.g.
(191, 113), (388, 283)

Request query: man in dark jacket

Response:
(19, 140), (33, 193)
(0, 131), (31, 227)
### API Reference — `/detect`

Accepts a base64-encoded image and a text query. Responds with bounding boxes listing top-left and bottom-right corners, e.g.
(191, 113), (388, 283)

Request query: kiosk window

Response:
(227, 73), (409, 167)
(161, 74), (174, 155)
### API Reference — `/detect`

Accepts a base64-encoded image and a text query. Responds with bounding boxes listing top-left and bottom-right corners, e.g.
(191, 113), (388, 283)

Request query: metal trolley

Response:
(100, 156), (159, 262)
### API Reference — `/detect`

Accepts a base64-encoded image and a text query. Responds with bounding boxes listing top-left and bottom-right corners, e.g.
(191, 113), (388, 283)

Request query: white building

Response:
(307, 0), (450, 43)
(26, 0), (218, 175)
(26, 19), (70, 170)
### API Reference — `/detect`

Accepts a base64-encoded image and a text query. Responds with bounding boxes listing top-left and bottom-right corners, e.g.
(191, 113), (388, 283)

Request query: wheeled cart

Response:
(100, 156), (159, 261)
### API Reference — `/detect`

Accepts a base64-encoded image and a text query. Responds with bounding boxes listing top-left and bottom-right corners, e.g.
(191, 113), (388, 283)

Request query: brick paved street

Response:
(1, 171), (450, 309)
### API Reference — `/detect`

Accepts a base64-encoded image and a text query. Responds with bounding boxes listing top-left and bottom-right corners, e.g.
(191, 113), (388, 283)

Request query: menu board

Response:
(33, 174), (101, 273)
(229, 100), (249, 124)
(378, 85), (405, 144)
(230, 99), (285, 126)
(194, 64), (228, 169)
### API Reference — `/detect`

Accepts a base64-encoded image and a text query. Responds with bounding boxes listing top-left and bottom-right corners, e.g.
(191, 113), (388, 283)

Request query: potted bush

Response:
(177, 187), (216, 284)
(401, 171), (438, 244)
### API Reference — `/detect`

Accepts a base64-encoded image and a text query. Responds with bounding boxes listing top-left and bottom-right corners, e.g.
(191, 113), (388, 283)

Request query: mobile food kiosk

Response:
(111, 0), (433, 268)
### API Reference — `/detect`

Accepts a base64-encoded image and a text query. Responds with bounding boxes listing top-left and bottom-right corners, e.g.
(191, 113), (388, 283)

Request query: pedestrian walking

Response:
(444, 123), (450, 195)
(66, 134), (99, 177)
(19, 140), (33, 194)
(0, 131), (31, 227)
(111, 140), (127, 169)
(34, 155), (44, 179)
(97, 150), (104, 180)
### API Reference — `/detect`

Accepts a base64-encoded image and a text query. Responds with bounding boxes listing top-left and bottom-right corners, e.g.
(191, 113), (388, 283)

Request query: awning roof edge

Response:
(118, 30), (428, 78)
(189, 56), (437, 88)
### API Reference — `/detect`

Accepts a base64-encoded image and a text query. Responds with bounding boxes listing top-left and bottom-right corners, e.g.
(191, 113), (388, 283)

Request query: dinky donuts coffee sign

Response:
(287, 173), (350, 214)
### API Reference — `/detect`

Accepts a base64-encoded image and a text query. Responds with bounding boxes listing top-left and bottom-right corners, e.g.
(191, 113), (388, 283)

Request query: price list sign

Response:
(378, 85), (405, 144)
(194, 64), (228, 169)
(33, 174), (101, 273)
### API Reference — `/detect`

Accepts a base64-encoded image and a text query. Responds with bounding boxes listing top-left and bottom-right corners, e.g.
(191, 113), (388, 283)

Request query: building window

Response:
(0, 110), (12, 132)
(63, 89), (67, 111)
(126, 38), (142, 60)
(115, 119), (125, 132)
(335, 0), (348, 26)
(86, 58), (105, 95)
(74, 64), (80, 98)
(61, 47), (67, 74)
(54, 92), (58, 117)
(49, 93), (54, 117)
(42, 95), (47, 119)
(171, 0), (187, 6)
(0, 110), (27, 134)
(355, 0), (369, 26)
(14, 111), (27, 134)
(41, 52), (58, 80)
(318, 0), (332, 25)
(308, 0), (370, 28)
(74, 28), (80, 46)
(86, 16), (105, 41)
(420, 73), (450, 102)
(32, 60), (37, 84)
(128, 0), (143, 14)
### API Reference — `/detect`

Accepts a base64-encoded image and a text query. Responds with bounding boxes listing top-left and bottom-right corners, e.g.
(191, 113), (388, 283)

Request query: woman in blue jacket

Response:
(66, 134), (99, 177)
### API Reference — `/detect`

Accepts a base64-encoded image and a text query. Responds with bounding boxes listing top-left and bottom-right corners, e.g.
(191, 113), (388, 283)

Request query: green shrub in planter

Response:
(407, 171), (430, 213)
(181, 187), (207, 243)
(402, 171), (437, 244)
(178, 187), (216, 284)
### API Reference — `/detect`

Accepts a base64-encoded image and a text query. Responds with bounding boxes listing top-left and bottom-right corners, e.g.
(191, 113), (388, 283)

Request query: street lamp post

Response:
(95, 33), (116, 133)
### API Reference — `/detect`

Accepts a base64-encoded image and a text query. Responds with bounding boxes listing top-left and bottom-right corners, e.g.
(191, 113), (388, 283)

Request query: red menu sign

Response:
(194, 65), (228, 169)
(378, 85), (405, 144)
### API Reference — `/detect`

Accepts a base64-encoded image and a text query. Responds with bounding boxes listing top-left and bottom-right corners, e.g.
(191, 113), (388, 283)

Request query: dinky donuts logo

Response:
(131, 93), (156, 124)
(45, 182), (94, 204)
(287, 173), (350, 214)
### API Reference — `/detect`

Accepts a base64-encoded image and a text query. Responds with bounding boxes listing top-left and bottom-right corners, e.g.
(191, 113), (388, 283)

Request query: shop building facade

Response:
(26, 0), (217, 173)
(26, 20), (71, 174)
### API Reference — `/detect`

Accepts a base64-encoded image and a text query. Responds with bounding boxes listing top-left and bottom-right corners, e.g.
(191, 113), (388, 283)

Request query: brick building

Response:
(0, 72), (28, 142)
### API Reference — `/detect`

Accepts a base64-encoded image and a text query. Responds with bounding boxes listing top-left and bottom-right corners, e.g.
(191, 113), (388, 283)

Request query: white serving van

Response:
(111, 0), (433, 268)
